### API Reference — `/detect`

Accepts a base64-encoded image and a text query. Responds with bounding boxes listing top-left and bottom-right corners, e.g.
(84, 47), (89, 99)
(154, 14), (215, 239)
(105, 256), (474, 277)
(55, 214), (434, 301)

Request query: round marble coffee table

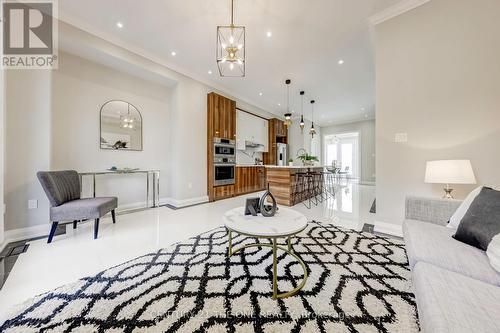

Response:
(223, 206), (308, 299)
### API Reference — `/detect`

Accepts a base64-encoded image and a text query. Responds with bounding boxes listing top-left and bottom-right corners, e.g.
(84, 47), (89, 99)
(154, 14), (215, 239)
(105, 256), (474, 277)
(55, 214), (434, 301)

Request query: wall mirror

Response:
(100, 100), (143, 151)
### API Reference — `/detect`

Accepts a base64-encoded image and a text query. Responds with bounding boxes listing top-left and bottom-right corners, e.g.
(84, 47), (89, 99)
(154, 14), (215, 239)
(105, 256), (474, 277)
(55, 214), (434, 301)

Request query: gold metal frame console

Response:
(226, 228), (308, 299)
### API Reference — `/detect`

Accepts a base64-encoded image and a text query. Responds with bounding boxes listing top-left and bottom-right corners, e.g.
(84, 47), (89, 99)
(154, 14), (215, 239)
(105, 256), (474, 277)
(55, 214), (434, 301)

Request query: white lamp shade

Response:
(425, 160), (476, 184)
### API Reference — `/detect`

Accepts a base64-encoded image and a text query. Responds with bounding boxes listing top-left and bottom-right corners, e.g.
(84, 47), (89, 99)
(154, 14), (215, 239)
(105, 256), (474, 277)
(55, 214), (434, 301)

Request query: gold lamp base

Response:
(443, 184), (454, 199)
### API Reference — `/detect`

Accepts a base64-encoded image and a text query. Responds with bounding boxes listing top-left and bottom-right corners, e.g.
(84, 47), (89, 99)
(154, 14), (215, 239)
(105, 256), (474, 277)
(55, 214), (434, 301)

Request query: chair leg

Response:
(73, 220), (78, 229)
(94, 218), (99, 239)
(111, 210), (116, 224)
(47, 222), (58, 243)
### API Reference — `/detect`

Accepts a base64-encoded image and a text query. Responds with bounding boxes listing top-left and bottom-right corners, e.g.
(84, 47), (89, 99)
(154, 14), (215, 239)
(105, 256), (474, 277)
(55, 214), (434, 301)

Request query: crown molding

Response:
(369, 0), (431, 26)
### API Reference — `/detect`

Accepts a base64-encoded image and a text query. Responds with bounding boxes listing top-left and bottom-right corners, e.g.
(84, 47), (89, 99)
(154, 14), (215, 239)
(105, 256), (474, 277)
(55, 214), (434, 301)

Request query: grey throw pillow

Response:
(453, 187), (500, 251)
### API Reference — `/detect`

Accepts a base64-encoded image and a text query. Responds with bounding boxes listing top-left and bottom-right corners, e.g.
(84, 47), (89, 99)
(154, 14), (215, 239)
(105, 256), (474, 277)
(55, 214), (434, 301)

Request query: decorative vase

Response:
(259, 183), (277, 217)
(289, 162), (294, 167)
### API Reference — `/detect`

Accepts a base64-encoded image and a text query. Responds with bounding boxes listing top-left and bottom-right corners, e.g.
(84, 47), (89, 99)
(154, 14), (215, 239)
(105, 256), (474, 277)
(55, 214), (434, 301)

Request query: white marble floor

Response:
(0, 181), (375, 316)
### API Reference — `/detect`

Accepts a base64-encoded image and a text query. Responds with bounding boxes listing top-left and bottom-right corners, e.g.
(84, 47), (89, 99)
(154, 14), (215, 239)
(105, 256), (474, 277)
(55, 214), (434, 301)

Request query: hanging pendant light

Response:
(284, 79), (292, 127)
(216, 0), (245, 77)
(309, 100), (316, 138)
(121, 103), (134, 129)
(299, 91), (305, 133)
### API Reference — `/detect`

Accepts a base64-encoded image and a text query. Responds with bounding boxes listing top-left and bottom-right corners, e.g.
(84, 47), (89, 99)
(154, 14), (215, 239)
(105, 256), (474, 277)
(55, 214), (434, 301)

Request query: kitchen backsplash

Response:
(236, 150), (263, 165)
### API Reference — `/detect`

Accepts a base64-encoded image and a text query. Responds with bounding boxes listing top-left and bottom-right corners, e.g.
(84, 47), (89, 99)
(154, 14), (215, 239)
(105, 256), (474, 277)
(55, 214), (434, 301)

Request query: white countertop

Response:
(236, 165), (265, 167)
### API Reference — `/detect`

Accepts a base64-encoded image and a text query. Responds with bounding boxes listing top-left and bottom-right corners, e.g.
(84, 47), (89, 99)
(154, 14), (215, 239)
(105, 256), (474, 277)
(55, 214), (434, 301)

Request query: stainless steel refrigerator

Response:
(276, 143), (287, 166)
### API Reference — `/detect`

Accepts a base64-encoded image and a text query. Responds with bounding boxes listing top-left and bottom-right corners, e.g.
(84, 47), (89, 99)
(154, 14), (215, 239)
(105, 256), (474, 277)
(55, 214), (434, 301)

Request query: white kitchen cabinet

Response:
(236, 110), (269, 152)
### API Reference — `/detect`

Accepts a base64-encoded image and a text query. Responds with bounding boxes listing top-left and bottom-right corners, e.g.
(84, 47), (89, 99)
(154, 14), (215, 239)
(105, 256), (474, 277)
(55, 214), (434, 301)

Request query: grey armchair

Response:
(37, 170), (118, 243)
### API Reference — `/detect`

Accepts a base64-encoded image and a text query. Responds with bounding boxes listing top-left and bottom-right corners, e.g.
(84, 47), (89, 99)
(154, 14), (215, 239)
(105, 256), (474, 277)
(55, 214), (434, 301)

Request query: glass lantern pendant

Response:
(217, 0), (245, 77)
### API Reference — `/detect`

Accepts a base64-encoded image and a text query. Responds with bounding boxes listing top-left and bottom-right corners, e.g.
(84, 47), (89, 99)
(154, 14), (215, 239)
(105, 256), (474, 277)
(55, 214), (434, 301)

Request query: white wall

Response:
(0, 52), (4, 246)
(321, 120), (375, 183)
(375, 0), (500, 230)
(51, 52), (171, 208)
(288, 118), (322, 164)
(5, 70), (52, 231)
(3, 22), (287, 234)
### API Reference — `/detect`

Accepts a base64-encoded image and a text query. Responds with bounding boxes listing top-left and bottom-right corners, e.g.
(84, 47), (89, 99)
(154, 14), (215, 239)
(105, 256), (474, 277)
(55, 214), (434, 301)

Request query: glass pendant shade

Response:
(309, 123), (316, 138)
(309, 100), (316, 138)
(299, 91), (305, 132)
(217, 0), (245, 77)
(283, 79), (292, 126)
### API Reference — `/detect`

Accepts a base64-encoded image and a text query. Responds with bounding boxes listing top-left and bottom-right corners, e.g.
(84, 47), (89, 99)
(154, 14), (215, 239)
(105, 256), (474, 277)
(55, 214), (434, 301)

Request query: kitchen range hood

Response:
(244, 140), (264, 148)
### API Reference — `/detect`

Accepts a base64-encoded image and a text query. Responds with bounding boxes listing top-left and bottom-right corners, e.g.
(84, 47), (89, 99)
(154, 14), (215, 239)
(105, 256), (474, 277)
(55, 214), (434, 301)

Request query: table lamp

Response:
(424, 160), (476, 199)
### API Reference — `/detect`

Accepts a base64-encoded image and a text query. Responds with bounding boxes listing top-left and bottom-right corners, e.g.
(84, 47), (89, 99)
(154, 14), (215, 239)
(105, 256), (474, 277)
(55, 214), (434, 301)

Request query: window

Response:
(323, 132), (360, 179)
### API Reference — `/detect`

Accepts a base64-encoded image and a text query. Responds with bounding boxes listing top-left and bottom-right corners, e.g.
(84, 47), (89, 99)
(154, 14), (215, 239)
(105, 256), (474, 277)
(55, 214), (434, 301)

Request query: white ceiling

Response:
(59, 0), (401, 126)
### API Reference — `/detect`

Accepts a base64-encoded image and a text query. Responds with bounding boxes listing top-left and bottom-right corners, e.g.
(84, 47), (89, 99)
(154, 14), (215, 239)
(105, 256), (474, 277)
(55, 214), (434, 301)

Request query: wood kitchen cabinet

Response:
(208, 92), (236, 140)
(263, 118), (288, 165)
(207, 93), (237, 202)
(213, 184), (235, 200)
(235, 167), (266, 195)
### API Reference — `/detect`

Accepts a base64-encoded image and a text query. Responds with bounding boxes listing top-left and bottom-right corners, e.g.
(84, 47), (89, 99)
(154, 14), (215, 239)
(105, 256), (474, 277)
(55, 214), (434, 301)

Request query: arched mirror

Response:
(100, 100), (143, 151)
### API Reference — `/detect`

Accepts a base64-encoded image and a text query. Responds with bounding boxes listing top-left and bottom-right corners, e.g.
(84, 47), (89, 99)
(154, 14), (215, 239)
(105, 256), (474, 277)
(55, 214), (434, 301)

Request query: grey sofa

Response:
(37, 170), (118, 243)
(403, 197), (500, 333)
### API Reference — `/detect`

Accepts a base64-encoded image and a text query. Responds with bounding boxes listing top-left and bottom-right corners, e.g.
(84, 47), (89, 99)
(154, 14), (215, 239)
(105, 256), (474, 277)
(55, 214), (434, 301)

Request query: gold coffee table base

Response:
(227, 230), (308, 299)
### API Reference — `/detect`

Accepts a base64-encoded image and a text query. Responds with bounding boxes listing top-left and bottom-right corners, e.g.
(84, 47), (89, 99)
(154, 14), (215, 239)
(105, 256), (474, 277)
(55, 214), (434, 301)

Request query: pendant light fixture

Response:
(309, 100), (317, 138)
(121, 103), (134, 129)
(216, 0), (245, 77)
(284, 79), (292, 127)
(299, 91), (305, 133)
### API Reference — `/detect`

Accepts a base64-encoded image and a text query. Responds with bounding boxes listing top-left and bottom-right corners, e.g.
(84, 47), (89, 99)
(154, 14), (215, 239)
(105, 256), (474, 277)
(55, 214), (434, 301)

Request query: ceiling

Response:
(59, 0), (401, 126)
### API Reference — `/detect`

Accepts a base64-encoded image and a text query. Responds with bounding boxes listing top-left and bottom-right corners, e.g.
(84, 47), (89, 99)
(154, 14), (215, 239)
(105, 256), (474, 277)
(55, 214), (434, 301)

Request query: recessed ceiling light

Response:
(116, 22), (124, 29)
(338, 59), (344, 65)
(266, 31), (272, 38)
(278, 103), (281, 107)
(361, 107), (365, 111)
(259, 92), (263, 96)
(208, 70), (212, 74)
(291, 110), (295, 113)
(171, 51), (176, 56)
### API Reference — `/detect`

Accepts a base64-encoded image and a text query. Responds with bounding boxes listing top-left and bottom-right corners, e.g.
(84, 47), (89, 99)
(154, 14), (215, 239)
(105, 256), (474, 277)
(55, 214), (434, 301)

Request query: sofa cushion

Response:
(487, 234), (500, 273)
(403, 219), (500, 286)
(448, 186), (482, 229)
(50, 197), (117, 221)
(413, 262), (500, 333)
(453, 187), (500, 250)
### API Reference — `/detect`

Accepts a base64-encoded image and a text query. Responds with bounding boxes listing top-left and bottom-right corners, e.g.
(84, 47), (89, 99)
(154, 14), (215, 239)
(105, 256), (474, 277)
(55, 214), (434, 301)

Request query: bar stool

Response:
(302, 172), (317, 209)
(291, 172), (306, 206)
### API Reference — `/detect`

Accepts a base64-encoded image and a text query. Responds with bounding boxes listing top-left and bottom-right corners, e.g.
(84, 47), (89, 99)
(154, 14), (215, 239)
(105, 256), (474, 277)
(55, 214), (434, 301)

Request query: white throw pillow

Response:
(447, 186), (482, 229)
(487, 234), (500, 274)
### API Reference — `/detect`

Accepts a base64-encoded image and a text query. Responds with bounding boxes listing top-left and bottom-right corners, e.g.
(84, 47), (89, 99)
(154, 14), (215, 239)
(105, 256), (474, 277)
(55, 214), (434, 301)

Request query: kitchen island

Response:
(265, 165), (326, 206)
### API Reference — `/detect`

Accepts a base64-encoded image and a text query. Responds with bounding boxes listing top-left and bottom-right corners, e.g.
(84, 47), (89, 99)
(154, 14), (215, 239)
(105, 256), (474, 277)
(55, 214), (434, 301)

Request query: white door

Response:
(324, 132), (360, 179)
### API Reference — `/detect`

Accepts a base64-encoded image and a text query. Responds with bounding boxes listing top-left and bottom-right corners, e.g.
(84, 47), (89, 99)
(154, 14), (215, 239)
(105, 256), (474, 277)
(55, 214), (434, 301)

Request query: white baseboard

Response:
(1, 224), (49, 252)
(0, 195), (209, 250)
(374, 221), (403, 237)
(161, 196), (209, 208)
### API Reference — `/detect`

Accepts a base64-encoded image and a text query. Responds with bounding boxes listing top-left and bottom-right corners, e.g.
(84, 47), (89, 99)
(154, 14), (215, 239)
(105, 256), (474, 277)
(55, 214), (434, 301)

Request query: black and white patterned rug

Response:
(0, 222), (418, 333)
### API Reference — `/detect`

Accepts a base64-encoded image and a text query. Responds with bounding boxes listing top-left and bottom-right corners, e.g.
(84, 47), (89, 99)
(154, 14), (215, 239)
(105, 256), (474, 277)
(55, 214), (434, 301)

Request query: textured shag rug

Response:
(0, 222), (418, 333)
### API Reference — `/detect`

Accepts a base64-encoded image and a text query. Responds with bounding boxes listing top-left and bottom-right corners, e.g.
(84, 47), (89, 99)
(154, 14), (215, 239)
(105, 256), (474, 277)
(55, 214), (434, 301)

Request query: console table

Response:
(79, 170), (160, 211)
